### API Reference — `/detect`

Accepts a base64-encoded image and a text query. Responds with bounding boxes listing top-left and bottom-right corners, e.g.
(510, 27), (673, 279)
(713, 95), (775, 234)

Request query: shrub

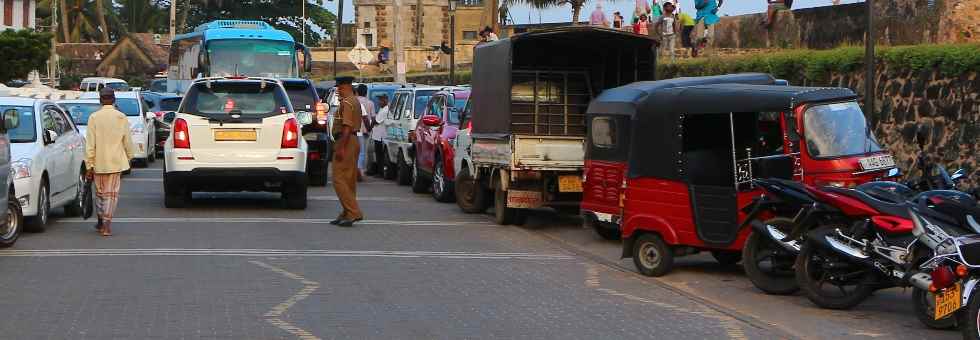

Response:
(0, 29), (53, 83)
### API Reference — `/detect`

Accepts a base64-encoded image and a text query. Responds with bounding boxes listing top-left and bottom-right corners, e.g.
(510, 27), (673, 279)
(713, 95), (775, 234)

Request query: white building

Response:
(0, 0), (36, 30)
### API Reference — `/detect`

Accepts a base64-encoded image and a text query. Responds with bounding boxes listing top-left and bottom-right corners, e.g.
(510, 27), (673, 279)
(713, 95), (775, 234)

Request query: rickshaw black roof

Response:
(643, 84), (858, 117)
(626, 84), (859, 181)
(586, 73), (778, 118)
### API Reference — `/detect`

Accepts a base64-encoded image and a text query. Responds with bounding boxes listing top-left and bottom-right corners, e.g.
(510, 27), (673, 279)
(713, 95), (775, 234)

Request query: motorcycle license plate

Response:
(935, 283), (962, 320)
(558, 175), (583, 193)
(858, 154), (895, 171)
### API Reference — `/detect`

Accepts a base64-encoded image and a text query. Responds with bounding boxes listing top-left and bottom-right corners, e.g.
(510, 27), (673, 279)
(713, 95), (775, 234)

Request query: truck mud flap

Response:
(507, 190), (542, 209)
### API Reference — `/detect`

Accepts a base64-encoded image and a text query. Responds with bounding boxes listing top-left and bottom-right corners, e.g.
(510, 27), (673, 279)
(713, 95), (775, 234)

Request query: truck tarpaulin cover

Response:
(471, 27), (658, 137)
(626, 84), (858, 180)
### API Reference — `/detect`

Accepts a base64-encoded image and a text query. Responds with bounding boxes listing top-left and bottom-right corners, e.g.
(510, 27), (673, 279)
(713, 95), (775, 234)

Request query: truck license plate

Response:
(214, 129), (257, 141)
(558, 175), (583, 193)
(935, 283), (962, 320)
(858, 154), (895, 171)
(507, 190), (542, 209)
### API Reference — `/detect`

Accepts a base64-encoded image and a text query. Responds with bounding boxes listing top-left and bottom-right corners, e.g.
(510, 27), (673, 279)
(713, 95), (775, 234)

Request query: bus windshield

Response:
(208, 39), (296, 77)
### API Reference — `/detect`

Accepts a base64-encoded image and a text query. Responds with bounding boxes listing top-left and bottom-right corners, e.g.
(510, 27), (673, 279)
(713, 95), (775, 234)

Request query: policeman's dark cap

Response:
(335, 76), (355, 85)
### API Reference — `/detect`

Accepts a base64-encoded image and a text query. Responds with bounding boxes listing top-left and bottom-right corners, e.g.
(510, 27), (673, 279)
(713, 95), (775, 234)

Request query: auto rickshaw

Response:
(588, 83), (897, 276)
(582, 73), (781, 240)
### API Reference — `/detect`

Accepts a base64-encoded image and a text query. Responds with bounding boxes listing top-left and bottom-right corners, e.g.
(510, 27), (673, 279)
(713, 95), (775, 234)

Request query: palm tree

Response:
(505, 0), (591, 25)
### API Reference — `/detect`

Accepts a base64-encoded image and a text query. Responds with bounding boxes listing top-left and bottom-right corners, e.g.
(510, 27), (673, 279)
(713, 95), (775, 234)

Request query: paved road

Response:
(0, 164), (960, 339)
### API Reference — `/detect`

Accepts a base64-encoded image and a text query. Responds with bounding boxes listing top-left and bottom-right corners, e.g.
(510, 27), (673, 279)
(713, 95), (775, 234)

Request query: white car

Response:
(163, 77), (310, 209)
(381, 86), (440, 185)
(1, 97), (86, 231)
(79, 77), (129, 92)
(80, 91), (157, 167)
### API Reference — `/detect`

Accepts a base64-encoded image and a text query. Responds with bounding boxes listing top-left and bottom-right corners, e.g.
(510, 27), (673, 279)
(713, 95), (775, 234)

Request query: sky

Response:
(317, 0), (865, 25)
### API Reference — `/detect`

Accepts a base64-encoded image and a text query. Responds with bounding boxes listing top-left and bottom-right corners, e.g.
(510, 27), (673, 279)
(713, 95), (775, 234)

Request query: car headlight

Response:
(10, 159), (31, 179)
(131, 124), (145, 135)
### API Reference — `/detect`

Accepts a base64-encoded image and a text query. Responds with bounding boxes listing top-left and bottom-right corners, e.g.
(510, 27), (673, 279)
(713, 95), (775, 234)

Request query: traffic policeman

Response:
(330, 76), (364, 227)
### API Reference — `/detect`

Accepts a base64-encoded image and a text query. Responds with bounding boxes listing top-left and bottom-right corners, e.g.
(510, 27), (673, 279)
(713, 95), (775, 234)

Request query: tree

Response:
(181, 0), (336, 46)
(506, 0), (590, 25)
(0, 30), (53, 82)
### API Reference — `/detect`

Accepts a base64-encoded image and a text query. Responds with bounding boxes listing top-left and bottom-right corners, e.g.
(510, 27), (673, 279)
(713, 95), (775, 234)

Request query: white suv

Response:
(163, 77), (310, 209)
(79, 91), (157, 167)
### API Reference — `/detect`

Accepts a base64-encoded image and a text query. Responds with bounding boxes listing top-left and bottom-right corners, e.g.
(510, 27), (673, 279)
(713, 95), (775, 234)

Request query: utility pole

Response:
(448, 0), (456, 85)
(864, 0), (875, 116)
(302, 0), (307, 45)
(394, 0), (406, 83)
(334, 0), (344, 77)
(170, 0), (177, 43)
(49, 0), (58, 87)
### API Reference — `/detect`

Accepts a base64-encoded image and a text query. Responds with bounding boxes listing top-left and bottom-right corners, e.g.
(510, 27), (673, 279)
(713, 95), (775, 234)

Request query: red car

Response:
(411, 88), (470, 202)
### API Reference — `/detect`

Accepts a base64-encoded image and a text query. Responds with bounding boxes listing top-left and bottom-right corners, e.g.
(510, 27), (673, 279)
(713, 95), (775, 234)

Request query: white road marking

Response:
(0, 248), (575, 260)
(123, 178), (163, 182)
(130, 168), (163, 172)
(251, 260), (322, 340)
(55, 217), (492, 226)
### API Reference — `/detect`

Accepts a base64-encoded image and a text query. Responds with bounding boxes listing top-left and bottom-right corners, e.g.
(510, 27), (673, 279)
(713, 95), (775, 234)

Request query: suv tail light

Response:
(281, 118), (299, 148)
(315, 103), (328, 125)
(173, 118), (190, 149)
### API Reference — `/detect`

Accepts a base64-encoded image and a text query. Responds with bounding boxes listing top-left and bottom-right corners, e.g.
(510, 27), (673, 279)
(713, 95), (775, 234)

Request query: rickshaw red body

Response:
(583, 79), (896, 273)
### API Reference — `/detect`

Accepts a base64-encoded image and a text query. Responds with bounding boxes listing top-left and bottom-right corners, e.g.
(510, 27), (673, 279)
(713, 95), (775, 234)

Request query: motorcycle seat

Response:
(824, 186), (912, 220)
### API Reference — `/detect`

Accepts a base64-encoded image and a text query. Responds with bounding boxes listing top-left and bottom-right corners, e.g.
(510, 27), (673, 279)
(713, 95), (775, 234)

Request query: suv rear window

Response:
(160, 98), (181, 111)
(180, 81), (291, 119)
(284, 82), (317, 111)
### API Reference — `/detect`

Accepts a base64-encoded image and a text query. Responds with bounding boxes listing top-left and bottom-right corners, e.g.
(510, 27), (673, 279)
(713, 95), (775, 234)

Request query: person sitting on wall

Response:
(762, 0), (792, 29)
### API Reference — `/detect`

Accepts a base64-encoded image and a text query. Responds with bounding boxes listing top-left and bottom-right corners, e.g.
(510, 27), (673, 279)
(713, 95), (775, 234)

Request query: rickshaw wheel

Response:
(632, 233), (673, 277)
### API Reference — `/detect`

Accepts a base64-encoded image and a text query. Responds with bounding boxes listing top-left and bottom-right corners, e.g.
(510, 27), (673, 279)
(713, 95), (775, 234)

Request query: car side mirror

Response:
(44, 130), (59, 144)
(296, 111), (314, 125)
(951, 169), (965, 182)
(421, 115), (443, 127)
(403, 109), (411, 119)
(2, 109), (19, 131)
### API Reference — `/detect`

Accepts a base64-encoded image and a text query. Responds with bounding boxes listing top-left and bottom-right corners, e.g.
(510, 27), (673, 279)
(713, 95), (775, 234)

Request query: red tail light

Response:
(466, 120), (472, 130)
(931, 265), (956, 291)
(173, 118), (190, 149)
(281, 118), (299, 148)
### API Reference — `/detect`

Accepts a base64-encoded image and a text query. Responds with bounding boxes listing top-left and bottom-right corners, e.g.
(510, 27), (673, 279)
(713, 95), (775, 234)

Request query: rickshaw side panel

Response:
(581, 159), (627, 221)
(622, 178), (690, 245)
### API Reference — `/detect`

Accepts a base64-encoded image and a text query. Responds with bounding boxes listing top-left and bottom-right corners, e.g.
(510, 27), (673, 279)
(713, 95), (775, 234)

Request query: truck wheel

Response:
(431, 157), (454, 202)
(382, 147), (397, 180)
(283, 182), (308, 210)
(411, 160), (430, 193)
(396, 151), (412, 185)
(164, 176), (189, 208)
(493, 179), (521, 225)
(455, 168), (488, 213)
(633, 233), (674, 277)
(0, 199), (22, 248)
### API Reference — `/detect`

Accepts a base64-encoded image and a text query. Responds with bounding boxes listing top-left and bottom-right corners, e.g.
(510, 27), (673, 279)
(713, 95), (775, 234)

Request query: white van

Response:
(79, 77), (130, 92)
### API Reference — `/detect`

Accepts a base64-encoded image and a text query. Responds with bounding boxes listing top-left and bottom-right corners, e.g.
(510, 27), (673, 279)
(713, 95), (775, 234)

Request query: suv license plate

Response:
(214, 129), (257, 141)
(935, 283), (962, 320)
(858, 154), (895, 171)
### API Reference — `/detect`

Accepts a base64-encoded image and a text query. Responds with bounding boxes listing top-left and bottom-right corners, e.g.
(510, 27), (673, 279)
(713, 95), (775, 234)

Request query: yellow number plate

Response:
(558, 175), (583, 193)
(214, 129), (257, 141)
(935, 283), (962, 320)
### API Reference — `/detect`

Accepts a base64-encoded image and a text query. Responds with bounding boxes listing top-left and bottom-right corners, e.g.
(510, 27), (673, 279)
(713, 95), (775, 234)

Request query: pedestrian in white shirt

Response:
(355, 84), (376, 182)
(370, 94), (389, 177)
(659, 2), (679, 62)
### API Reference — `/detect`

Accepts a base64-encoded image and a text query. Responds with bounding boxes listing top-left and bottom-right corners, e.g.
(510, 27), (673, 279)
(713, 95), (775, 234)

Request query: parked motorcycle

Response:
(795, 187), (977, 311)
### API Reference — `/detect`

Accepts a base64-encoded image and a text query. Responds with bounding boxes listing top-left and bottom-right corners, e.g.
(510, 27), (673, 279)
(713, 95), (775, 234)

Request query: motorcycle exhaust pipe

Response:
(909, 272), (932, 291)
(751, 220), (802, 253)
(807, 228), (877, 269)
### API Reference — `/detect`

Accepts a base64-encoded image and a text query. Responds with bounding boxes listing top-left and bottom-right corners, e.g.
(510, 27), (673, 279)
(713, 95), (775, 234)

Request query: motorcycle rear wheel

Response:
(743, 218), (799, 295)
(795, 243), (874, 310)
(912, 286), (958, 329)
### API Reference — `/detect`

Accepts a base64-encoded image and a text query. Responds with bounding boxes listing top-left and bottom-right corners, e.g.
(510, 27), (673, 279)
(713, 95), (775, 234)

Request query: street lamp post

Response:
(865, 0), (874, 116)
(448, 0), (458, 86)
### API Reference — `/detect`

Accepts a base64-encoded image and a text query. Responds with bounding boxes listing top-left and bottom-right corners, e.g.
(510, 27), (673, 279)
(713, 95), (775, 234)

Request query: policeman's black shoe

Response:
(329, 218), (342, 225)
(337, 219), (355, 227)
